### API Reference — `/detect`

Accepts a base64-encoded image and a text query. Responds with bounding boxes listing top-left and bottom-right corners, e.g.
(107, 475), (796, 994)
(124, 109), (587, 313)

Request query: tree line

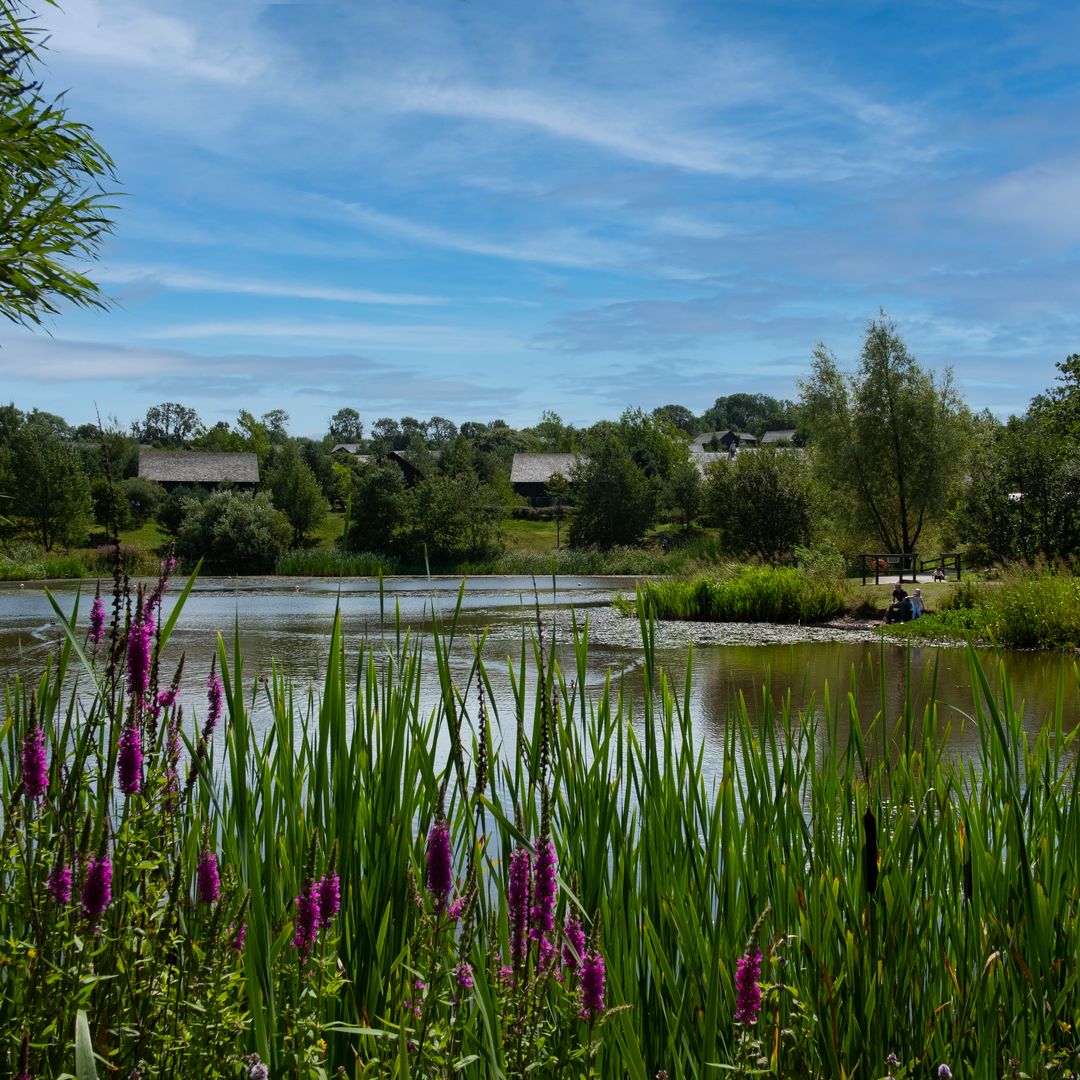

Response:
(2, 318), (1079, 572)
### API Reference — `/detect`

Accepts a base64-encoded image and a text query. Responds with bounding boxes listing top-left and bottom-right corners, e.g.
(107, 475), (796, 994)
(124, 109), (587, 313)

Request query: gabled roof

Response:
(510, 453), (583, 484)
(139, 450), (260, 484)
(691, 430), (758, 448)
(330, 443), (364, 455)
(760, 429), (797, 444)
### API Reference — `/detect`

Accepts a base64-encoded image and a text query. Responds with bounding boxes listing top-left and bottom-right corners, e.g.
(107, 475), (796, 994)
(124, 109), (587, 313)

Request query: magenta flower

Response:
(455, 961), (474, 989)
(447, 895), (466, 920)
(82, 856), (112, 918)
(21, 724), (48, 801)
(127, 614), (152, 701)
(117, 724), (144, 796)
(232, 921), (248, 953)
(197, 849), (220, 904)
(89, 592), (106, 646)
(507, 847), (531, 967)
(205, 670), (223, 736)
(563, 916), (586, 972)
(734, 947), (762, 1025)
(579, 950), (606, 1020)
(425, 817), (452, 911)
(317, 872), (340, 928)
(47, 860), (73, 905)
(530, 836), (558, 940)
(156, 686), (178, 711)
(291, 881), (321, 964)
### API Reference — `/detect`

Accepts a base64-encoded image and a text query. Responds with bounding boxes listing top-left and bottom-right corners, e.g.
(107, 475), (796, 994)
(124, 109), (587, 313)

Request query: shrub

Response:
(175, 489), (290, 574)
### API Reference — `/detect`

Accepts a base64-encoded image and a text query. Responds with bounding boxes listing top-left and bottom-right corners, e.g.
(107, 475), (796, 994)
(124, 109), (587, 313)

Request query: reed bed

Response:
(624, 564), (848, 623)
(274, 548), (400, 577)
(1, 562), (1079, 1077)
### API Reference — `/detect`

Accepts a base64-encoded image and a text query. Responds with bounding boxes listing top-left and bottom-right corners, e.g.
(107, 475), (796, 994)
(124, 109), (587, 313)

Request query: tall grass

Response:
(274, 547), (399, 576)
(3, 573), (1080, 1076)
(624, 564), (849, 623)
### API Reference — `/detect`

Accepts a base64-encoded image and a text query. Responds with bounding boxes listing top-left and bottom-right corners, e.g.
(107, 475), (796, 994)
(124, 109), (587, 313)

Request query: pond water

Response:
(1, 576), (1076, 774)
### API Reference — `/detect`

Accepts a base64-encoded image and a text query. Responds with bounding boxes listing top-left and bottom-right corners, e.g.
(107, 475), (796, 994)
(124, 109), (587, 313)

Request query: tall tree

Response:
(1, 2), (116, 326)
(799, 314), (970, 554)
(11, 412), (91, 549)
(267, 444), (328, 545)
(136, 402), (204, 445)
(328, 407), (363, 443)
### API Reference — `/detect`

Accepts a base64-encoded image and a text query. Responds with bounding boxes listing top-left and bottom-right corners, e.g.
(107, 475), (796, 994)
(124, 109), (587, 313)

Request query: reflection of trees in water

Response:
(693, 640), (1076, 767)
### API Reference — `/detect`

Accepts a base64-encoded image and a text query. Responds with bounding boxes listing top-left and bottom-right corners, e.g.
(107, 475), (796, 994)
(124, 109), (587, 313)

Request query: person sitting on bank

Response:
(910, 588), (924, 618)
(885, 580), (908, 623)
(933, 567), (946, 582)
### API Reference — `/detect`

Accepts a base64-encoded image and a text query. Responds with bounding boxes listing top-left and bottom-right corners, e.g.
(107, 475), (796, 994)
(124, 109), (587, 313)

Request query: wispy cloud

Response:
(97, 265), (445, 306)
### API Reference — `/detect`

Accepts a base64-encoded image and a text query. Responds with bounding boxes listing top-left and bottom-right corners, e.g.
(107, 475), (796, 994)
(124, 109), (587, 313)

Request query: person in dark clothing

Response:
(886, 580), (909, 623)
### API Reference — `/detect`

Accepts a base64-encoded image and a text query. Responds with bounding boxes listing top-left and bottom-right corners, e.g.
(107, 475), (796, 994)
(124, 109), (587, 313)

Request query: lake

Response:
(1, 575), (1076, 776)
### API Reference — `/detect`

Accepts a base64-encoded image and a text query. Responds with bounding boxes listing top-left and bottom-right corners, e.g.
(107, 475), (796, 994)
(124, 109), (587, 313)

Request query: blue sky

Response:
(3, 0), (1079, 437)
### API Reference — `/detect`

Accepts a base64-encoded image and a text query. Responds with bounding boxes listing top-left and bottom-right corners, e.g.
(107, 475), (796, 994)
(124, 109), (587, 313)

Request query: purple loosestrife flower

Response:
(47, 860), (73, 905)
(579, 951), (606, 1020)
(530, 836), (558, 940)
(291, 881), (321, 964)
(733, 947), (762, 1025)
(117, 724), (144, 796)
(317, 872), (340, 928)
(197, 848), (220, 904)
(937, 1068), (953, 1080)
(232, 922), (248, 953)
(21, 724), (48, 801)
(563, 916), (586, 972)
(89, 592), (106, 646)
(127, 613), (152, 702)
(507, 847), (531, 967)
(205, 670), (223, 736)
(455, 961), (474, 989)
(82, 856), (112, 919)
(425, 817), (452, 911)
(447, 895), (466, 920)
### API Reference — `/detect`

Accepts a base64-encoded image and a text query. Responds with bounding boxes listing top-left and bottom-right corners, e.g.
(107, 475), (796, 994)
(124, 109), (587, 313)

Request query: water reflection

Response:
(1, 578), (1076, 780)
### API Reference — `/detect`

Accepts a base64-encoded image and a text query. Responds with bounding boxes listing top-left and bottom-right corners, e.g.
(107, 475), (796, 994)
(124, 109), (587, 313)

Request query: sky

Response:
(3, 0), (1080, 438)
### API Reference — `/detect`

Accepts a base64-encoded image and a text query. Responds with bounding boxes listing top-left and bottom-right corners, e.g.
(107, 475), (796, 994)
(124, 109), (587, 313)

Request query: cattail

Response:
(21, 723), (48, 801)
(425, 816), (452, 911)
(863, 805), (879, 895)
(474, 669), (488, 799)
(196, 848), (220, 905)
(508, 846), (531, 967)
(579, 950), (606, 1020)
(82, 856), (113, 919)
(117, 724), (144, 796)
(563, 915), (586, 972)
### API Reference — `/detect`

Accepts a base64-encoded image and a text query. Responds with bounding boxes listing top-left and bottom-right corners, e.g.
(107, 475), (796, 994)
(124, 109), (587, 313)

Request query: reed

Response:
(2, 570), (1079, 1077)
(274, 548), (399, 576)
(624, 564), (848, 623)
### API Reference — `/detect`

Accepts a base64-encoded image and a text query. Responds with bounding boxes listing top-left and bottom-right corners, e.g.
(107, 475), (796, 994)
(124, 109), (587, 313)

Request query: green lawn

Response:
(500, 518), (561, 554)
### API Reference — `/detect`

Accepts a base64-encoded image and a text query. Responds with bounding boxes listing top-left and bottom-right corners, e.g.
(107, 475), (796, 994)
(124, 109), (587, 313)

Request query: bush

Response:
(175, 490), (290, 574)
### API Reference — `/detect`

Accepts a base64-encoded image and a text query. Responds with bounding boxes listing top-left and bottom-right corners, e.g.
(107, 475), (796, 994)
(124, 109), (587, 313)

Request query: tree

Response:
(174, 490), (290, 573)
(261, 409), (289, 442)
(798, 315), (970, 554)
(652, 404), (697, 434)
(328, 407), (363, 443)
(11, 412), (91, 548)
(267, 445), (328, 545)
(570, 436), (655, 547)
(426, 415), (458, 446)
(1, 3), (116, 327)
(136, 403), (204, 446)
(703, 447), (822, 561)
(700, 393), (799, 437)
(347, 460), (409, 554)
(370, 418), (401, 452)
(666, 459), (702, 532)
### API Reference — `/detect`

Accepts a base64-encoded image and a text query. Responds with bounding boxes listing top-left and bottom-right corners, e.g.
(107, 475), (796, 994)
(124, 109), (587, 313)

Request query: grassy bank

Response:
(886, 569), (1080, 649)
(3, 568), (1078, 1076)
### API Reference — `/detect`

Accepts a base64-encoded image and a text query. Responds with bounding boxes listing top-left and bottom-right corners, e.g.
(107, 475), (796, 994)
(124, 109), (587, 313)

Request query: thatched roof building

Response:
(139, 450), (260, 490)
(510, 453), (583, 504)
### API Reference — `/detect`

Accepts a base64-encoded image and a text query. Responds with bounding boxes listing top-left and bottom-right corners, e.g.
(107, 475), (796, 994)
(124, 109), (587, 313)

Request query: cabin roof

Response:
(510, 453), (582, 485)
(138, 450), (260, 485)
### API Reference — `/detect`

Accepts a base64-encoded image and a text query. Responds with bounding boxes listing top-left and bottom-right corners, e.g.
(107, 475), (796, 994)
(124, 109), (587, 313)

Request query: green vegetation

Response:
(3, 568), (1078, 1075)
(274, 548), (398, 576)
(887, 568), (1080, 649)
(623, 564), (848, 622)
